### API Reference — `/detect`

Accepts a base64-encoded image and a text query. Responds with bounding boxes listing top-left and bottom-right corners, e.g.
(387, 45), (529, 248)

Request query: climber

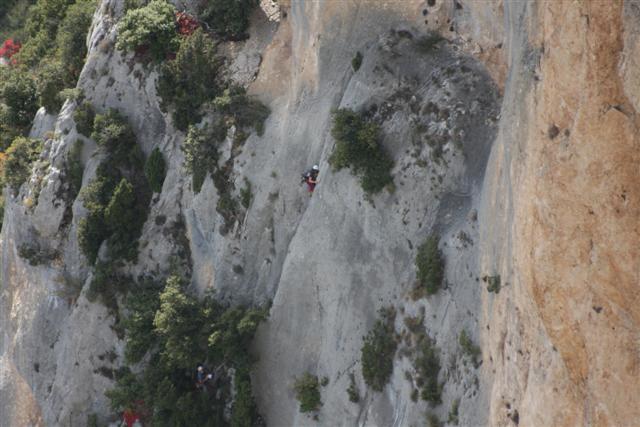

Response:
(196, 365), (213, 391)
(301, 164), (319, 193)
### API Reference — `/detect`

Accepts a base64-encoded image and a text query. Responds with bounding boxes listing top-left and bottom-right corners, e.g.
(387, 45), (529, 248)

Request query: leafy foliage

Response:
(116, 0), (179, 61)
(66, 138), (83, 197)
(91, 109), (137, 161)
(182, 123), (226, 193)
(212, 86), (270, 136)
(330, 108), (394, 195)
(0, 0), (34, 42)
(415, 334), (441, 405)
(293, 372), (321, 413)
(347, 372), (360, 403)
(157, 28), (223, 130)
(78, 164), (120, 264)
(3, 136), (42, 191)
(200, 0), (259, 39)
(415, 234), (444, 296)
(0, 105), (22, 151)
(86, 259), (127, 312)
(484, 274), (501, 293)
(73, 101), (95, 136)
(35, 59), (66, 113)
(144, 147), (166, 193)
(1, 68), (38, 129)
(108, 274), (268, 425)
(16, 0), (74, 67)
(105, 178), (140, 260)
(239, 177), (252, 209)
(361, 307), (397, 391)
(459, 330), (480, 367)
(54, 0), (94, 86)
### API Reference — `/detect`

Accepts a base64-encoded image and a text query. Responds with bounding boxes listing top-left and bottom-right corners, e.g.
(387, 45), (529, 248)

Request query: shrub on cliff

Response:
(0, 105), (22, 151)
(330, 108), (394, 195)
(55, 0), (95, 85)
(3, 136), (42, 191)
(78, 165), (120, 264)
(361, 307), (397, 391)
(105, 178), (141, 260)
(459, 329), (481, 368)
(1, 69), (38, 129)
(73, 101), (95, 136)
(35, 59), (66, 113)
(293, 372), (322, 413)
(415, 333), (442, 405)
(91, 109), (136, 160)
(16, 0), (73, 67)
(200, 0), (258, 39)
(182, 123), (226, 193)
(116, 0), (178, 61)
(415, 235), (444, 296)
(212, 86), (270, 136)
(109, 274), (268, 425)
(144, 147), (166, 193)
(157, 28), (223, 130)
(66, 138), (84, 198)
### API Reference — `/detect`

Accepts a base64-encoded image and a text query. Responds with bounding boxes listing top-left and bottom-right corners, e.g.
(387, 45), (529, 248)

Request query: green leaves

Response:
(200, 0), (258, 39)
(293, 373), (322, 412)
(1, 69), (38, 128)
(109, 274), (268, 424)
(415, 235), (444, 296)
(3, 136), (42, 191)
(330, 108), (394, 195)
(116, 0), (179, 61)
(144, 147), (166, 193)
(157, 28), (223, 131)
(361, 308), (397, 391)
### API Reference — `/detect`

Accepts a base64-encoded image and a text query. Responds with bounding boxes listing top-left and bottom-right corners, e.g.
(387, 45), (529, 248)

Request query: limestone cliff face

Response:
(483, 1), (640, 426)
(0, 0), (638, 426)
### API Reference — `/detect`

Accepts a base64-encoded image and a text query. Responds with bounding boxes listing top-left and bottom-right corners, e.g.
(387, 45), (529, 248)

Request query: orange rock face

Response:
(486, 1), (640, 425)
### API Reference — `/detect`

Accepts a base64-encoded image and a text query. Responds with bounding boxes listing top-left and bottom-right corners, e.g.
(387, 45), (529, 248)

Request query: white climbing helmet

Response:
(312, 164), (319, 171)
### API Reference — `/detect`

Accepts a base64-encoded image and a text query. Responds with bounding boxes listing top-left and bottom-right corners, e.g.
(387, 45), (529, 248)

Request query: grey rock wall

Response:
(0, 0), (511, 425)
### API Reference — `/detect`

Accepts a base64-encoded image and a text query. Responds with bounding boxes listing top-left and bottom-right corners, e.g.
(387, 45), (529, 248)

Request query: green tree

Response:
(55, 0), (95, 86)
(77, 165), (120, 263)
(35, 59), (66, 113)
(105, 178), (141, 260)
(116, 0), (178, 61)
(330, 108), (394, 195)
(1, 69), (38, 128)
(144, 147), (166, 193)
(66, 138), (84, 198)
(3, 136), (42, 191)
(91, 109), (136, 160)
(105, 179), (136, 233)
(293, 372), (321, 413)
(361, 308), (397, 391)
(77, 209), (107, 264)
(157, 28), (223, 130)
(0, 105), (22, 151)
(415, 235), (444, 295)
(200, 0), (258, 39)
(153, 275), (203, 369)
(73, 101), (95, 136)
(181, 123), (225, 193)
(16, 0), (74, 67)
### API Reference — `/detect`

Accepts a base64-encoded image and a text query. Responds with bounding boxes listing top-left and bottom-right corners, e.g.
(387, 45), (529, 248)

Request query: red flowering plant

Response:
(0, 39), (21, 65)
(176, 11), (199, 36)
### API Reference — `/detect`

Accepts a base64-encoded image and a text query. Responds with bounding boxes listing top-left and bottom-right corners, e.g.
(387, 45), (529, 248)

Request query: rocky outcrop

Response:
(0, 0), (638, 426)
